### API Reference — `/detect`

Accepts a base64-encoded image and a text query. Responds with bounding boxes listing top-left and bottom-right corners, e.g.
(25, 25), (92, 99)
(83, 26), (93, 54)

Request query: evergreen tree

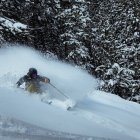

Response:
(90, 0), (140, 101)
(56, 0), (93, 71)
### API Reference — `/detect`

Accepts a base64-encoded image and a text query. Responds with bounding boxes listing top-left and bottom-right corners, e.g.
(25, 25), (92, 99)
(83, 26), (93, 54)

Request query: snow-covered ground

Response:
(0, 45), (140, 140)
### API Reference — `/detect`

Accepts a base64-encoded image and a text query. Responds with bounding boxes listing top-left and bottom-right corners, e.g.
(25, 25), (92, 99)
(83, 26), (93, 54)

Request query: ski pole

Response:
(49, 83), (69, 99)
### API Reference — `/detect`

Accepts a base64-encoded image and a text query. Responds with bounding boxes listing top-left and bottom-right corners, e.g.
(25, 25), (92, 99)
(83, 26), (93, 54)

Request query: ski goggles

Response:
(31, 73), (37, 78)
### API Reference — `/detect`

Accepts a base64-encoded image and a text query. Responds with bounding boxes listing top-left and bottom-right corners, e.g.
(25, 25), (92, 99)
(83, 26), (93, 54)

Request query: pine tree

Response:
(56, 0), (93, 70)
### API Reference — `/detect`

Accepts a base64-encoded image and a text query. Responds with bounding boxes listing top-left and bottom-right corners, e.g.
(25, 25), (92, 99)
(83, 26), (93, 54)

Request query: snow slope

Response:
(0, 45), (140, 140)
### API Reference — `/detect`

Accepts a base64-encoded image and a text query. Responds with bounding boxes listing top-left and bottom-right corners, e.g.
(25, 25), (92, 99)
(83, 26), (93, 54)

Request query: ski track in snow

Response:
(0, 45), (140, 140)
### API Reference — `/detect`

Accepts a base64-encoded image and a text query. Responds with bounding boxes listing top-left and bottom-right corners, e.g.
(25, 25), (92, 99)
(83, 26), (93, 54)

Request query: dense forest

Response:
(0, 0), (140, 103)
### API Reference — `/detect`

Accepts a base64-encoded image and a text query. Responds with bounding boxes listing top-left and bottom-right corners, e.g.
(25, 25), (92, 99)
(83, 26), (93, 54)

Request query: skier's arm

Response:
(38, 75), (50, 84)
(16, 76), (27, 87)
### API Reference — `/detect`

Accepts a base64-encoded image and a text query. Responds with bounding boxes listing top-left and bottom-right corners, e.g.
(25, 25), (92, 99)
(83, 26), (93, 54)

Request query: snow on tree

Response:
(0, 17), (27, 34)
(0, 16), (28, 45)
(56, 0), (93, 70)
(91, 0), (140, 102)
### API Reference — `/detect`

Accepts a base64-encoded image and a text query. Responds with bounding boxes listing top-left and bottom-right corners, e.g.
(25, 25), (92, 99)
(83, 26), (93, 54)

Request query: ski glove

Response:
(44, 78), (50, 83)
(16, 81), (21, 87)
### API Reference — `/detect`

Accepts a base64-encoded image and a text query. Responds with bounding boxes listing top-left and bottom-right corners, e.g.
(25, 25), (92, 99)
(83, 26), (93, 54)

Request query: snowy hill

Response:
(0, 45), (140, 140)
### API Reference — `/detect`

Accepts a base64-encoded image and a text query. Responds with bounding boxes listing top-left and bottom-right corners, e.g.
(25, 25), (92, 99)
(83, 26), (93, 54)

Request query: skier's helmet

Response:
(28, 68), (37, 78)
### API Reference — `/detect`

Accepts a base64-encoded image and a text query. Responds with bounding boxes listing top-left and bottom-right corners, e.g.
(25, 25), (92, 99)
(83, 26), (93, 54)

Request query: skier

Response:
(16, 68), (50, 93)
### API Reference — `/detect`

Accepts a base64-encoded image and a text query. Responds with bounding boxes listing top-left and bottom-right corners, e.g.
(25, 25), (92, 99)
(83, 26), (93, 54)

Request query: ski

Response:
(43, 99), (72, 111)
(41, 98), (53, 105)
(66, 103), (76, 111)
(46, 100), (52, 105)
(66, 106), (72, 110)
(40, 96), (75, 111)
